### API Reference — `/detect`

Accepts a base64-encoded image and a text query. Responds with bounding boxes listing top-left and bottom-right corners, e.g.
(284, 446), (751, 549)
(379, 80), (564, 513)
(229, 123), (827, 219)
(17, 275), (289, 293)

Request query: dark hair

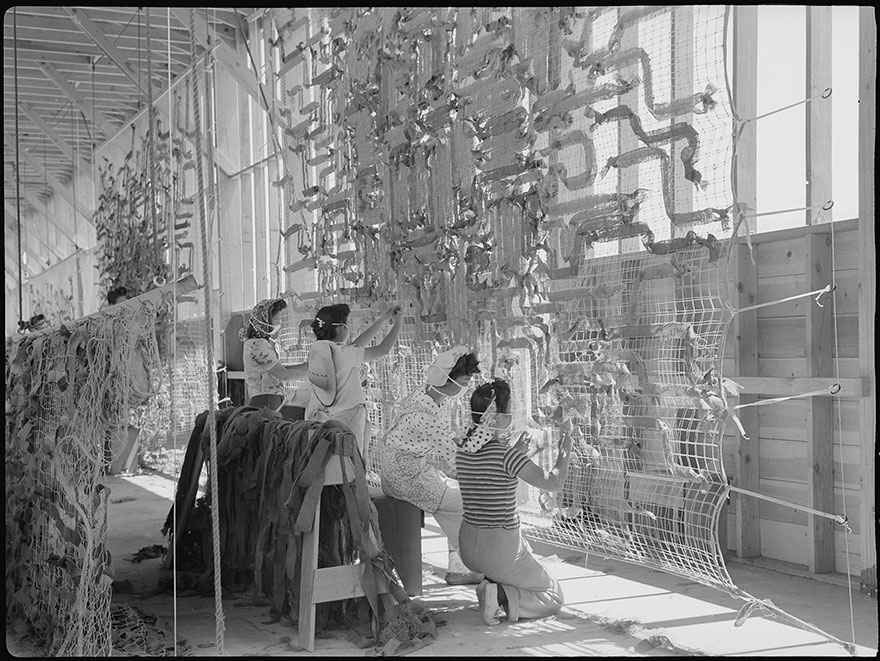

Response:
(244, 299), (288, 340)
(24, 313), (49, 332)
(470, 379), (511, 424)
(448, 352), (481, 381)
(312, 303), (350, 341)
(107, 286), (128, 305)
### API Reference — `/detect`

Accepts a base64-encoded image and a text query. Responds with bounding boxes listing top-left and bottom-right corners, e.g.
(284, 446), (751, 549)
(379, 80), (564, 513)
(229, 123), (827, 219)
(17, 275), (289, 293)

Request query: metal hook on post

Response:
(814, 282), (837, 308)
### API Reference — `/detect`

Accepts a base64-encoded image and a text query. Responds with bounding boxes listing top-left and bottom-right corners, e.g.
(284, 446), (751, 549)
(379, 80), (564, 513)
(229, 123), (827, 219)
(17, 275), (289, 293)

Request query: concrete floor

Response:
(98, 472), (877, 657)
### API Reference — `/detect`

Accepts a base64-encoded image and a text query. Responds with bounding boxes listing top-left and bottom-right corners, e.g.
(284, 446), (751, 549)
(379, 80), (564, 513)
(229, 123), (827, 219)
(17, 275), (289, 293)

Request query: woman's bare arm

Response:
(516, 431), (573, 492)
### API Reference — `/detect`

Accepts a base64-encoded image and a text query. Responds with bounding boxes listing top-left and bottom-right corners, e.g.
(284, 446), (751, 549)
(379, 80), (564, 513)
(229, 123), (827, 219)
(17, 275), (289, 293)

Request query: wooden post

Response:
(805, 7), (832, 227)
(803, 6), (835, 575)
(805, 232), (835, 573)
(857, 6), (876, 598)
(732, 6), (760, 559)
(733, 243), (761, 558)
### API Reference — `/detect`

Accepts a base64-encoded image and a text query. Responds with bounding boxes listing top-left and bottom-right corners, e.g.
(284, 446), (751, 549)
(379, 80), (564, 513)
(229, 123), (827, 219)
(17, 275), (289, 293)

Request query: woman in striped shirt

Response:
(455, 379), (573, 625)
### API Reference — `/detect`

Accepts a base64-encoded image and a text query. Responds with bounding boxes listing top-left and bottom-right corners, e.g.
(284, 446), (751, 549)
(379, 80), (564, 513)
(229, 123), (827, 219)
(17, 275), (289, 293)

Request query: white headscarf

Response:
(424, 345), (468, 387)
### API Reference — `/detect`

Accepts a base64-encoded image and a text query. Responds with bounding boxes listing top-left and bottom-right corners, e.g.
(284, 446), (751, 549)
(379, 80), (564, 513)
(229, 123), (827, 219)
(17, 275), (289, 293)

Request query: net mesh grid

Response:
(9, 5), (853, 657)
(270, 6), (738, 593)
(6, 303), (169, 656)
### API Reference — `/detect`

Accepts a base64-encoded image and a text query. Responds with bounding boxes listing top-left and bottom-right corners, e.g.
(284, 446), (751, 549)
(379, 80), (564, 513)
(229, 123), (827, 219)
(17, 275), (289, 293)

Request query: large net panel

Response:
(135, 311), (211, 465)
(5, 39), (215, 653)
(270, 5), (738, 593)
(5, 303), (165, 656)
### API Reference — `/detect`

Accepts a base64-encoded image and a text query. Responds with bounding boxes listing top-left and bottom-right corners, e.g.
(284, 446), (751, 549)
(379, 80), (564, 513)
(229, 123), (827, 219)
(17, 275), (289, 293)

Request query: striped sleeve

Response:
(503, 445), (531, 479)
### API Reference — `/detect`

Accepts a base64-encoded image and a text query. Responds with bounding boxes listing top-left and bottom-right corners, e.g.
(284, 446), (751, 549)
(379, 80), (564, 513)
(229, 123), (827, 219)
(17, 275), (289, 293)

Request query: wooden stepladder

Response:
(297, 453), (391, 652)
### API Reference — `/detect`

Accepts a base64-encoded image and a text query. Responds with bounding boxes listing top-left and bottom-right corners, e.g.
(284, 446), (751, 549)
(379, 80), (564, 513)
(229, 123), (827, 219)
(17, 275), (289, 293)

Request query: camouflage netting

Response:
(5, 303), (163, 655)
(269, 6), (739, 592)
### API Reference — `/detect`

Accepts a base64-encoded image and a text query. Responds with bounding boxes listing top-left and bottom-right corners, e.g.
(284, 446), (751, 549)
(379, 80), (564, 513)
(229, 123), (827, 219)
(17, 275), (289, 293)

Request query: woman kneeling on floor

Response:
(456, 378), (573, 625)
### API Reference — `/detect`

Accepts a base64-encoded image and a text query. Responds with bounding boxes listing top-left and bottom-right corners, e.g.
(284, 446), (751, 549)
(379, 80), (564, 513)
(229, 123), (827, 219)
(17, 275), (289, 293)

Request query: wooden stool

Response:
(297, 455), (388, 652)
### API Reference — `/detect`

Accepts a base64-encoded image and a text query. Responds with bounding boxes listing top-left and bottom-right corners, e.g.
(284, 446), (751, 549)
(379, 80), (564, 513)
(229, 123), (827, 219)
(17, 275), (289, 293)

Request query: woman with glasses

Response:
(378, 346), (483, 585)
(306, 302), (403, 454)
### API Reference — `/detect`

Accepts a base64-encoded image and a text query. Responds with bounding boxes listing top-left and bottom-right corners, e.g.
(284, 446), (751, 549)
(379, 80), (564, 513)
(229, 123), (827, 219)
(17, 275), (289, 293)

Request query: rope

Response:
(742, 87), (833, 125)
(70, 97), (85, 318)
(738, 199), (834, 222)
(722, 7), (859, 653)
(727, 486), (849, 527)
(146, 7), (159, 256)
(205, 10), (227, 305)
(188, 8), (225, 653)
(728, 588), (857, 655)
(731, 283), (835, 315)
(165, 8), (179, 656)
(13, 7), (25, 332)
(732, 383), (840, 410)
(826, 200), (858, 647)
(240, 14), (288, 297)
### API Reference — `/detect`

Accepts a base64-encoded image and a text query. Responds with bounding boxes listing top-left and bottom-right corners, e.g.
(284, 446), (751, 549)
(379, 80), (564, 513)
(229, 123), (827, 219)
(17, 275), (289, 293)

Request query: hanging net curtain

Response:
(270, 5), (736, 590)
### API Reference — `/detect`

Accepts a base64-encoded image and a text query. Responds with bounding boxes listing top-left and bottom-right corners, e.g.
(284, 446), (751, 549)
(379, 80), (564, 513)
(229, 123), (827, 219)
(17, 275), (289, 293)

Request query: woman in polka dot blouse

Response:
(378, 345), (483, 585)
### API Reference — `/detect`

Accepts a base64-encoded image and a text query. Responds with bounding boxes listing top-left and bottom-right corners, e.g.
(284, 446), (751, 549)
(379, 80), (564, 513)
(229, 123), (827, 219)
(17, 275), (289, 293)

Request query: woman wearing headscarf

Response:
(378, 345), (483, 585)
(456, 378), (572, 625)
(306, 302), (403, 455)
(240, 297), (308, 410)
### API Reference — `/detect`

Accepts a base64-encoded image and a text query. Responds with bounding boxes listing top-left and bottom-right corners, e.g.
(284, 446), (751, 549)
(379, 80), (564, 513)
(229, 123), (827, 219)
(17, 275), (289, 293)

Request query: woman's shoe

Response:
(475, 580), (501, 625)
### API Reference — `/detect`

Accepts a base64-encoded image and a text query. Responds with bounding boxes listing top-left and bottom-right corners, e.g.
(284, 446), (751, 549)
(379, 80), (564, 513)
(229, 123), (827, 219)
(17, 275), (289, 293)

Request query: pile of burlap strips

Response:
(164, 406), (436, 654)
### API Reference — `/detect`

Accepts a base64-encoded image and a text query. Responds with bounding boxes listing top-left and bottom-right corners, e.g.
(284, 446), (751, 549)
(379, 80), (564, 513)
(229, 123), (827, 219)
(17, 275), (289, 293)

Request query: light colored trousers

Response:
(459, 521), (564, 622)
(379, 450), (464, 555)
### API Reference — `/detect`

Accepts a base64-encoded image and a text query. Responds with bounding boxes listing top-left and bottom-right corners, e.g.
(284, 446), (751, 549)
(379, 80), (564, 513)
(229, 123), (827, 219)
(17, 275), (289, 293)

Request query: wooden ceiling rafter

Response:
(3, 165), (84, 250)
(4, 132), (91, 223)
(18, 101), (91, 170)
(5, 6), (257, 269)
(36, 60), (117, 138)
(5, 201), (68, 264)
(63, 7), (148, 97)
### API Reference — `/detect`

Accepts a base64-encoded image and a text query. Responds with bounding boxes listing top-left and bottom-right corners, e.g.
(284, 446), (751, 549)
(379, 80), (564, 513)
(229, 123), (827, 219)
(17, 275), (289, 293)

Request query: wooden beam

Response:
(6, 264), (20, 283)
(14, 186), (82, 249)
(803, 6), (835, 575)
(805, 7), (832, 226)
(4, 132), (93, 225)
(857, 6), (876, 598)
(732, 5), (760, 559)
(18, 102), (91, 171)
(5, 241), (38, 278)
(62, 7), (147, 97)
(734, 6), (758, 236)
(36, 60), (117, 139)
(733, 242), (761, 559)
(214, 41), (286, 131)
(805, 231), (834, 573)
(188, 6), (285, 135)
(5, 201), (68, 263)
(170, 8), (209, 49)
